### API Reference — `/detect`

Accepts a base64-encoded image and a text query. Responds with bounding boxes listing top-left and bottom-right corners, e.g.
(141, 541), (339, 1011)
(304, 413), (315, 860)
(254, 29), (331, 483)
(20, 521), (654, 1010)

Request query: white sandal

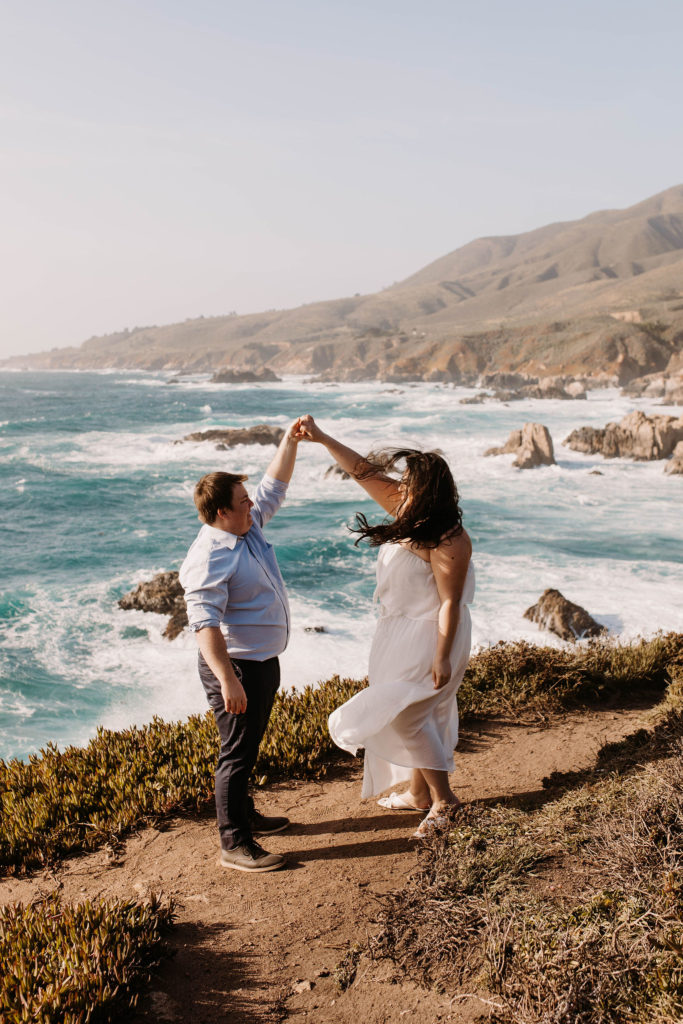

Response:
(411, 801), (462, 839)
(377, 791), (430, 812)
(412, 813), (448, 839)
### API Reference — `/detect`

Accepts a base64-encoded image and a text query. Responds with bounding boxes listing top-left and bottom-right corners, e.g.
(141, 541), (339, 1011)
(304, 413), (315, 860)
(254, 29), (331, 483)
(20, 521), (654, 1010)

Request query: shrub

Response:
(1, 635), (680, 874)
(0, 675), (364, 873)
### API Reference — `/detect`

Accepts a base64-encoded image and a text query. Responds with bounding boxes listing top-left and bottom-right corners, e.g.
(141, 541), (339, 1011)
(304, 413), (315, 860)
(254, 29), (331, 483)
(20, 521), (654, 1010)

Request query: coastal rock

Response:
(564, 425), (607, 455)
(459, 393), (487, 405)
(324, 463), (351, 480)
(484, 423), (555, 468)
(479, 372), (538, 389)
(564, 380), (588, 399)
(211, 367), (281, 383)
(621, 370), (683, 403)
(468, 374), (587, 402)
(118, 571), (188, 640)
(563, 411), (683, 460)
(621, 372), (667, 398)
(182, 424), (285, 447)
(664, 374), (683, 405)
(484, 429), (523, 457)
(521, 383), (573, 400)
(524, 589), (606, 642)
(492, 388), (523, 402)
(664, 440), (683, 475)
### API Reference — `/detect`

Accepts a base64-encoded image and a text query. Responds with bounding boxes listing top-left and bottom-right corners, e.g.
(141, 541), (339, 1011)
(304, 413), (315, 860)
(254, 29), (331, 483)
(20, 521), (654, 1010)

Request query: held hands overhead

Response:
(283, 415), (321, 443)
(292, 414), (324, 443)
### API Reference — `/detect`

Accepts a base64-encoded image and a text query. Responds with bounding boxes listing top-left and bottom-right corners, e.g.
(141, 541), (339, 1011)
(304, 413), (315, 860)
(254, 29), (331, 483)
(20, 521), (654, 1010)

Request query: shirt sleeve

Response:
(250, 473), (288, 529)
(179, 548), (229, 632)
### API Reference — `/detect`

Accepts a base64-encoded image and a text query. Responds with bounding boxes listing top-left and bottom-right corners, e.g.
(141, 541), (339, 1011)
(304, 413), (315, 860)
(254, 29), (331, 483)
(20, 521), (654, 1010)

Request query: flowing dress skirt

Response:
(329, 545), (475, 798)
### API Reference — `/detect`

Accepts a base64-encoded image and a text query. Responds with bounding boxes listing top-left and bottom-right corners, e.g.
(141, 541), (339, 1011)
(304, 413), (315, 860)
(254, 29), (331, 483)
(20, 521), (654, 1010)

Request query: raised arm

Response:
(266, 419), (303, 484)
(429, 530), (472, 689)
(297, 414), (401, 514)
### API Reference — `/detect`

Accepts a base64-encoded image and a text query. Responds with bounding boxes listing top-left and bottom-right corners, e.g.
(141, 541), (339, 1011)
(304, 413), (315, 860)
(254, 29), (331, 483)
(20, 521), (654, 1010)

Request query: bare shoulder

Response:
(433, 528), (472, 563)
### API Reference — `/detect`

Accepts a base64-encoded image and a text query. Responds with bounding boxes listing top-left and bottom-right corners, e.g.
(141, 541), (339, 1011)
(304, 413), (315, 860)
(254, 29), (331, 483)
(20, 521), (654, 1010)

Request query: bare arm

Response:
(429, 530), (472, 689)
(196, 626), (247, 714)
(266, 419), (302, 484)
(297, 414), (401, 514)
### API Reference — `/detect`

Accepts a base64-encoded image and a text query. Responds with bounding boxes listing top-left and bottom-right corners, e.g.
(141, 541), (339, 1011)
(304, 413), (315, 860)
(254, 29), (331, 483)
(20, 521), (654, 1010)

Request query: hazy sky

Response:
(2, 0), (682, 358)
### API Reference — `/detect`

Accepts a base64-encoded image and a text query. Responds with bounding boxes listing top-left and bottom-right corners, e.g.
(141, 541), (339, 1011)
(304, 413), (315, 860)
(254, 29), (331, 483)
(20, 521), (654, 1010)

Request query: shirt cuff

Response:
(188, 619), (220, 632)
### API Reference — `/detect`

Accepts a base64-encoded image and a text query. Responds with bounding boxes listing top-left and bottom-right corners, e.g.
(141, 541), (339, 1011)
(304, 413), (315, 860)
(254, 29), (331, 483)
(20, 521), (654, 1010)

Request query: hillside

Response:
(5, 185), (683, 383)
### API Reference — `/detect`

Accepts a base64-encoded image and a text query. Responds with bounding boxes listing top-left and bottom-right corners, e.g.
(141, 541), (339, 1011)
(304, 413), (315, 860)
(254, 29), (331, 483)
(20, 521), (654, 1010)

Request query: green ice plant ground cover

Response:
(0, 893), (174, 1024)
(1, 633), (681, 875)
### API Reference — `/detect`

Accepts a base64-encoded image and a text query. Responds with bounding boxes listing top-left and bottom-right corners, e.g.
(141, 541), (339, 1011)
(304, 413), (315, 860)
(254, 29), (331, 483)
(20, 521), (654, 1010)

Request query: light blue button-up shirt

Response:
(179, 474), (291, 661)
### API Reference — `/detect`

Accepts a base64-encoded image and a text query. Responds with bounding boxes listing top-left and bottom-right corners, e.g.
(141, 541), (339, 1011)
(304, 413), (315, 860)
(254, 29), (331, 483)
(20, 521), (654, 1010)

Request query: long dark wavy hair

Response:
(351, 448), (463, 549)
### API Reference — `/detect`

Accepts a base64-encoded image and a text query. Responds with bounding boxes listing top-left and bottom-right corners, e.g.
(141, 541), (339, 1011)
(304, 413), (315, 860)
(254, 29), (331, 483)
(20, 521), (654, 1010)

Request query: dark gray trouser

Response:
(198, 652), (280, 850)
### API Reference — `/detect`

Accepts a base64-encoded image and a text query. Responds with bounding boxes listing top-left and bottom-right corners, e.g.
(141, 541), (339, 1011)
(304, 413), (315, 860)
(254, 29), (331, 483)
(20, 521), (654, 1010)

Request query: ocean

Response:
(1, 370), (681, 762)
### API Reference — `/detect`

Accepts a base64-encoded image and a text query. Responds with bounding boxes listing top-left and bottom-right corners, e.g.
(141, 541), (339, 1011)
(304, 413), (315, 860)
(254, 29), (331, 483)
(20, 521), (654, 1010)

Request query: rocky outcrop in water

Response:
(118, 571), (187, 640)
(479, 372), (538, 390)
(324, 463), (351, 480)
(621, 370), (683, 405)
(462, 374), (589, 404)
(484, 423), (556, 468)
(524, 589), (606, 642)
(211, 368), (281, 383)
(182, 424), (285, 448)
(664, 441), (683, 475)
(564, 411), (683, 461)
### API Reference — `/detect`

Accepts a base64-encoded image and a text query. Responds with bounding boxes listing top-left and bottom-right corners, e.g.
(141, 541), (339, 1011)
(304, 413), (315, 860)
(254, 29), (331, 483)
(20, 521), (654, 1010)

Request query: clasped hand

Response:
(292, 414), (322, 443)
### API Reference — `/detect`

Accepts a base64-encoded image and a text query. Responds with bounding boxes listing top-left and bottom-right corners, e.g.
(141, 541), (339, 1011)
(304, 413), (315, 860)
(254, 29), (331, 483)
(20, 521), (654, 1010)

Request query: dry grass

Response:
(458, 631), (683, 721)
(370, 676), (683, 1023)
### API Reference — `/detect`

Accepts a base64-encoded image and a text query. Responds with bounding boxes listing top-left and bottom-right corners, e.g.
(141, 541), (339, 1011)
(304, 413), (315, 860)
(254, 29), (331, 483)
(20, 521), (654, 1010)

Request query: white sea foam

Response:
(2, 375), (681, 759)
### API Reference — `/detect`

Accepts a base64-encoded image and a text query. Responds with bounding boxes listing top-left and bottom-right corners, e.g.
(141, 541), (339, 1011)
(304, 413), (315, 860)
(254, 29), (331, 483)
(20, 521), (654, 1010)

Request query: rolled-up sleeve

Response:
(251, 473), (288, 529)
(179, 550), (229, 632)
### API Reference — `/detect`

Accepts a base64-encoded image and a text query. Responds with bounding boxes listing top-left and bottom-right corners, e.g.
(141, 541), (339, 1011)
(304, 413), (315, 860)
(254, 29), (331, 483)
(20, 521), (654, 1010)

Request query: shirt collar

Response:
(203, 523), (243, 549)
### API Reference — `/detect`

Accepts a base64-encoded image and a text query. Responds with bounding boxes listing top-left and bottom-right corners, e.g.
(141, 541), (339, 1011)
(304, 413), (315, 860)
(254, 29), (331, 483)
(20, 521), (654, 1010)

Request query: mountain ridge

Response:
(5, 185), (683, 384)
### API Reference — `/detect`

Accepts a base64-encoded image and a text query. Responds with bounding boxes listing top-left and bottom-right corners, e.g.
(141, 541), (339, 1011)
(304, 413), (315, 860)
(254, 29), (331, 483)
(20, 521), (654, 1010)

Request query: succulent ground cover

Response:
(0, 893), (173, 1023)
(369, 678), (683, 1023)
(1, 634), (681, 875)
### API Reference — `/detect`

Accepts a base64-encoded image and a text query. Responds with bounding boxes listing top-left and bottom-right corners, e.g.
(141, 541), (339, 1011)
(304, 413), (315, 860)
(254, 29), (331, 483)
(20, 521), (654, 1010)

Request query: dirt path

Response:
(0, 704), (654, 1024)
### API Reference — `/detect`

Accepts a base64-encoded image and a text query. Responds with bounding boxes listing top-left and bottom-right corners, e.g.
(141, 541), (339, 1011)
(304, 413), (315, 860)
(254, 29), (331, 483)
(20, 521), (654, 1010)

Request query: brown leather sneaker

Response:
(249, 810), (290, 836)
(219, 840), (286, 873)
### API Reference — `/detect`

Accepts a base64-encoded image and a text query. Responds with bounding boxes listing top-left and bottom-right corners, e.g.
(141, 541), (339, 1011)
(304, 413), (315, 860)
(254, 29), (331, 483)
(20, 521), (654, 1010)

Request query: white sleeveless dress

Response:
(329, 543), (475, 798)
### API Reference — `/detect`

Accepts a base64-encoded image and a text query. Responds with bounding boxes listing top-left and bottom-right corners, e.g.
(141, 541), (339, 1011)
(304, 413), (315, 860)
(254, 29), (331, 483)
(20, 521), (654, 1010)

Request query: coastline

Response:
(1, 371), (682, 762)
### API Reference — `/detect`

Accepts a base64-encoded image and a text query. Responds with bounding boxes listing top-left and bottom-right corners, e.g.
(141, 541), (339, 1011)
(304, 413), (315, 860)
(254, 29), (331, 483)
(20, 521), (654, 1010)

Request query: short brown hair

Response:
(193, 472), (248, 525)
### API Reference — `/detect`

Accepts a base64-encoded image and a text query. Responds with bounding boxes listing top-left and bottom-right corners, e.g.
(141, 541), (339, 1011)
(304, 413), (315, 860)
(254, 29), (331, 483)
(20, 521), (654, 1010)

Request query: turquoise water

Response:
(1, 370), (681, 761)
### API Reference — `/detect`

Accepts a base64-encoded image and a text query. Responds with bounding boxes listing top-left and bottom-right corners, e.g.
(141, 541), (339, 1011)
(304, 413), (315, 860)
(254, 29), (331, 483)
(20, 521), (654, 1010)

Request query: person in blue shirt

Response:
(179, 419), (303, 872)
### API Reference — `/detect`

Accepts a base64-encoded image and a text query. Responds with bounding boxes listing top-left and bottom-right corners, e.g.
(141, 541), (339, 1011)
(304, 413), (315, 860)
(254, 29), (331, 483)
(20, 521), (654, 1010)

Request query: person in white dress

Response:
(296, 415), (474, 837)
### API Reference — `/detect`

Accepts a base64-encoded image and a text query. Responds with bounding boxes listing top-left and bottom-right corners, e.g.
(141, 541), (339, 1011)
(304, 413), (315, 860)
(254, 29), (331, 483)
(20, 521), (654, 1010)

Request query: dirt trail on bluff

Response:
(0, 704), (656, 1024)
